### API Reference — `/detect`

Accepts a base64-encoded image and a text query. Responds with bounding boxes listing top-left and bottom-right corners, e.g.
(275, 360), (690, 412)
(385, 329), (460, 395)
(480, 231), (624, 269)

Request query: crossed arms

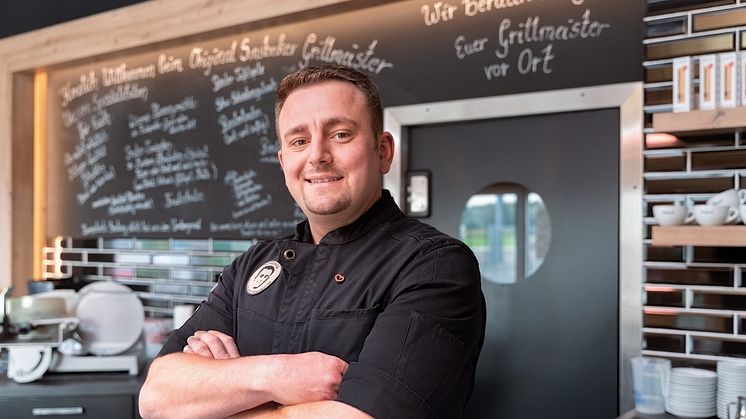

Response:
(138, 330), (371, 418)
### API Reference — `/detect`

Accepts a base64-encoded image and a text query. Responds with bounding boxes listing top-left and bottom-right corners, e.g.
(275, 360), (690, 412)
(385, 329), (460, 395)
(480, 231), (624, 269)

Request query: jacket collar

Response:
(293, 189), (401, 245)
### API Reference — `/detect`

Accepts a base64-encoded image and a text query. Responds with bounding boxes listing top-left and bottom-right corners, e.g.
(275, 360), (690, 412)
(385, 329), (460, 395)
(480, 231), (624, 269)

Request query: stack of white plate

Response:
(717, 361), (746, 419)
(666, 367), (717, 418)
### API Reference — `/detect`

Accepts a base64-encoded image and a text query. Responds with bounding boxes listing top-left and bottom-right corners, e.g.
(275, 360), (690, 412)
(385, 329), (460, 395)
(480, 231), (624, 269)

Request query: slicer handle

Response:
(7, 346), (53, 383)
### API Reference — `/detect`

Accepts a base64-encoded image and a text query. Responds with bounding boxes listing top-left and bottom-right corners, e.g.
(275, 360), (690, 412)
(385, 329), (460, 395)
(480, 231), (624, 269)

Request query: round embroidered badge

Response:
(246, 261), (281, 295)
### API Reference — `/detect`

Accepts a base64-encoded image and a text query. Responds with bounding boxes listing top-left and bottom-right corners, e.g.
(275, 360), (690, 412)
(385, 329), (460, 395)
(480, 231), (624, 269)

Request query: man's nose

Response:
(308, 136), (332, 166)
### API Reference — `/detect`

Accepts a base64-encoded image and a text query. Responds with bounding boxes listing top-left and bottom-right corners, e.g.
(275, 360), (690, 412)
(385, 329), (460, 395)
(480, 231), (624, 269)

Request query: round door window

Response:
(459, 183), (551, 284)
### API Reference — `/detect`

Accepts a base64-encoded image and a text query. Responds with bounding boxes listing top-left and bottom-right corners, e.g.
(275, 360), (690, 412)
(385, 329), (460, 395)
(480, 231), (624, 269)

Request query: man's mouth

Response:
(306, 176), (343, 184)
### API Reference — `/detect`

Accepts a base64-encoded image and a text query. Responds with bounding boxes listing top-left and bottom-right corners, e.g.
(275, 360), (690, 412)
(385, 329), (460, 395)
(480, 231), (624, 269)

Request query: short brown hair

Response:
(275, 65), (383, 137)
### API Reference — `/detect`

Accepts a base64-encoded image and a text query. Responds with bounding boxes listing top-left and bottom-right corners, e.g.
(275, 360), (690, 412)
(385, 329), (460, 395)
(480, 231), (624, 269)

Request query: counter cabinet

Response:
(0, 372), (143, 419)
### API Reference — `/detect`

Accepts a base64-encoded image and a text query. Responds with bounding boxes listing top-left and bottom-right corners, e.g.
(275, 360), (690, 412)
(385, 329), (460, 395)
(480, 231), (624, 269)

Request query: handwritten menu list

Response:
(49, 51), (302, 238)
(47, 0), (640, 238)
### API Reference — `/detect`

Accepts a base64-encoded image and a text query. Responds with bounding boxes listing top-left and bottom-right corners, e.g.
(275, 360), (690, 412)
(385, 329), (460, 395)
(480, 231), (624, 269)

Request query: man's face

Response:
(277, 80), (393, 225)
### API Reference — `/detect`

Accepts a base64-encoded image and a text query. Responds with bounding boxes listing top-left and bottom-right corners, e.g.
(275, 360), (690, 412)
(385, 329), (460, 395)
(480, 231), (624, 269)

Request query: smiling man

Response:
(139, 65), (485, 419)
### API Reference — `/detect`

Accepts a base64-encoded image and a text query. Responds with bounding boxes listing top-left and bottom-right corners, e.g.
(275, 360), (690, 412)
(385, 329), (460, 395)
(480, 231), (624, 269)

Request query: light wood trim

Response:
(0, 0), (355, 290)
(33, 72), (48, 281)
(0, 64), (11, 290)
(0, 0), (354, 72)
(651, 225), (746, 247)
(652, 107), (746, 133)
(11, 73), (35, 295)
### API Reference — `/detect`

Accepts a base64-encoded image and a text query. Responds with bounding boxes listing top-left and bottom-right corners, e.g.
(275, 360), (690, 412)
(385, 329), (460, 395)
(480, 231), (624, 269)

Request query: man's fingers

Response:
(186, 335), (214, 358)
(194, 332), (231, 359)
(182, 330), (239, 360)
(189, 330), (239, 359)
(207, 330), (240, 358)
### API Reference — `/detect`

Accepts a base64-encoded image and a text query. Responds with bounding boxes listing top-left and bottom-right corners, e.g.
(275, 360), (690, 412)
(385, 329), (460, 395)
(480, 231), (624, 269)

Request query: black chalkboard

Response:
(46, 0), (643, 239)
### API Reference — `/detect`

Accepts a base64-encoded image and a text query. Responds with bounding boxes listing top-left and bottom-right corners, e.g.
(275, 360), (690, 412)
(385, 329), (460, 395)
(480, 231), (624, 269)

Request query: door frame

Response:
(382, 82), (643, 413)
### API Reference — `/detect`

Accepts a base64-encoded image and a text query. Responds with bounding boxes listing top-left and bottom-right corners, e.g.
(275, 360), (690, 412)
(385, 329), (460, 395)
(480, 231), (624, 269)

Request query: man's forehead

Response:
(279, 80), (365, 116)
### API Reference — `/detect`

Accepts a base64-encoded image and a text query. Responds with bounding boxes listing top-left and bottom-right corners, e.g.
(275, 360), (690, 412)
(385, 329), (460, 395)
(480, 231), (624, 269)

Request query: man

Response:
(139, 65), (485, 418)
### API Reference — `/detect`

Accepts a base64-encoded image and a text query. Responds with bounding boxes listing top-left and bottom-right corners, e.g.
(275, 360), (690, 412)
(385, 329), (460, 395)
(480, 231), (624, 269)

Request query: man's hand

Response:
(269, 352), (349, 406)
(183, 330), (240, 359)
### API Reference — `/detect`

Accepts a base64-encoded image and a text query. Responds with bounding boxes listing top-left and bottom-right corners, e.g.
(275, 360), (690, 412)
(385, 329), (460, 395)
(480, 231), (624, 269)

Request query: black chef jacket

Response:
(160, 190), (485, 418)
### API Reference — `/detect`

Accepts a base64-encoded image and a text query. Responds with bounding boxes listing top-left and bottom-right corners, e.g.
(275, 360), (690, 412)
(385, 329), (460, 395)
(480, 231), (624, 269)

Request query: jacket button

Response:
(283, 249), (296, 260)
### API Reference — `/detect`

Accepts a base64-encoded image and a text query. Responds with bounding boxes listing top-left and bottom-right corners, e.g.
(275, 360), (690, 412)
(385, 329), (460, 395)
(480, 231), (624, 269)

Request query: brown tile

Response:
(693, 293), (746, 310)
(694, 8), (746, 31)
(646, 267), (732, 286)
(647, 17), (687, 38)
(646, 34), (734, 60)
(694, 247), (746, 264)
(646, 244), (685, 262)
(646, 65), (673, 83)
(644, 312), (732, 333)
(644, 333), (685, 353)
(647, 289), (685, 307)
(648, 0), (734, 16)
(645, 176), (733, 194)
(646, 88), (673, 106)
(645, 154), (686, 172)
(692, 149), (746, 170)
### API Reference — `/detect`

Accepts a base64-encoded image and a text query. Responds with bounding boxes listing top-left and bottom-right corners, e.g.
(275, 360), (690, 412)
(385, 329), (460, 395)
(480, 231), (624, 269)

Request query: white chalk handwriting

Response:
(299, 34), (394, 74)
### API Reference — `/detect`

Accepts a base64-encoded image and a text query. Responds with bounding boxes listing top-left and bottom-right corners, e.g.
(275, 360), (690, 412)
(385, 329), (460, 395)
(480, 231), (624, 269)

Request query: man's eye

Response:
(290, 138), (307, 147)
(333, 132), (351, 140)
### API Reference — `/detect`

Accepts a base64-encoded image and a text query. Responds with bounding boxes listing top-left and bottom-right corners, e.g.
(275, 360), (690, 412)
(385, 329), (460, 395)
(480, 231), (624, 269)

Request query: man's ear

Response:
(277, 149), (284, 170)
(378, 131), (395, 174)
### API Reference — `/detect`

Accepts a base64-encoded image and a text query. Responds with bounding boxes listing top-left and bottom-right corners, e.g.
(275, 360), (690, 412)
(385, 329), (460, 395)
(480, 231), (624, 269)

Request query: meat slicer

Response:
(0, 282), (144, 383)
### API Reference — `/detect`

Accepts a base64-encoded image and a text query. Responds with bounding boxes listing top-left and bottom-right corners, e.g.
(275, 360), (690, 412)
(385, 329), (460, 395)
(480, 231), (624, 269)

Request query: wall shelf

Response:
(651, 225), (746, 247)
(652, 107), (746, 134)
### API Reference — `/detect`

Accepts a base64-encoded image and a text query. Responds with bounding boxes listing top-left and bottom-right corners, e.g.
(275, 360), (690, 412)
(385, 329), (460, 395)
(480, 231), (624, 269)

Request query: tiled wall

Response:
(43, 237), (255, 316)
(644, 0), (746, 365)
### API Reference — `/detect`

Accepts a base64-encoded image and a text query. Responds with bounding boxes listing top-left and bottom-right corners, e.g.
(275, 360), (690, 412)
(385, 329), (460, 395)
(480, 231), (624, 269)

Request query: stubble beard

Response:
(301, 189), (352, 216)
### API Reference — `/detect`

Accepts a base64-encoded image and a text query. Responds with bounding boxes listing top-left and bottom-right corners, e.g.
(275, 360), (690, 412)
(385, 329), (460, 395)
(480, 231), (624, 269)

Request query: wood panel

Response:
(0, 64), (11, 290)
(11, 74), (34, 295)
(0, 0), (354, 72)
(653, 107), (746, 133)
(652, 226), (746, 247)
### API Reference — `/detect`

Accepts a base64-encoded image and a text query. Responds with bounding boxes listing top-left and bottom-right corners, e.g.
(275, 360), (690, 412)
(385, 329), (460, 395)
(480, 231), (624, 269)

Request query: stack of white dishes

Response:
(666, 367), (717, 418)
(717, 361), (746, 418)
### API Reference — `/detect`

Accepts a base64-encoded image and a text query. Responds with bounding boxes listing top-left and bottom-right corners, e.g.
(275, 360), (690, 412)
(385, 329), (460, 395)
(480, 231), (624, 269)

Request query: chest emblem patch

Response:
(246, 261), (281, 295)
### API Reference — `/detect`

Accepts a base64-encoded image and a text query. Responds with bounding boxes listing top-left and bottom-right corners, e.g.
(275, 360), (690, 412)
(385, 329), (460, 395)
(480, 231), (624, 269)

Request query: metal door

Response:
(407, 109), (620, 418)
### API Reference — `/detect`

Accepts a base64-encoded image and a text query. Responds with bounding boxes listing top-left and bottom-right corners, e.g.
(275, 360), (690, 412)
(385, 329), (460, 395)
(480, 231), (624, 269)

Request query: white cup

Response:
(653, 204), (690, 226)
(708, 189), (741, 208)
(741, 205), (746, 225)
(694, 204), (738, 226)
(740, 189), (746, 206)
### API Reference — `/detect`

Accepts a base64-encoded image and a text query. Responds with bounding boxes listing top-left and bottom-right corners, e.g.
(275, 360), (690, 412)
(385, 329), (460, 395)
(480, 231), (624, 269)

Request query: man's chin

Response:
(303, 198), (351, 216)
(306, 205), (348, 216)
